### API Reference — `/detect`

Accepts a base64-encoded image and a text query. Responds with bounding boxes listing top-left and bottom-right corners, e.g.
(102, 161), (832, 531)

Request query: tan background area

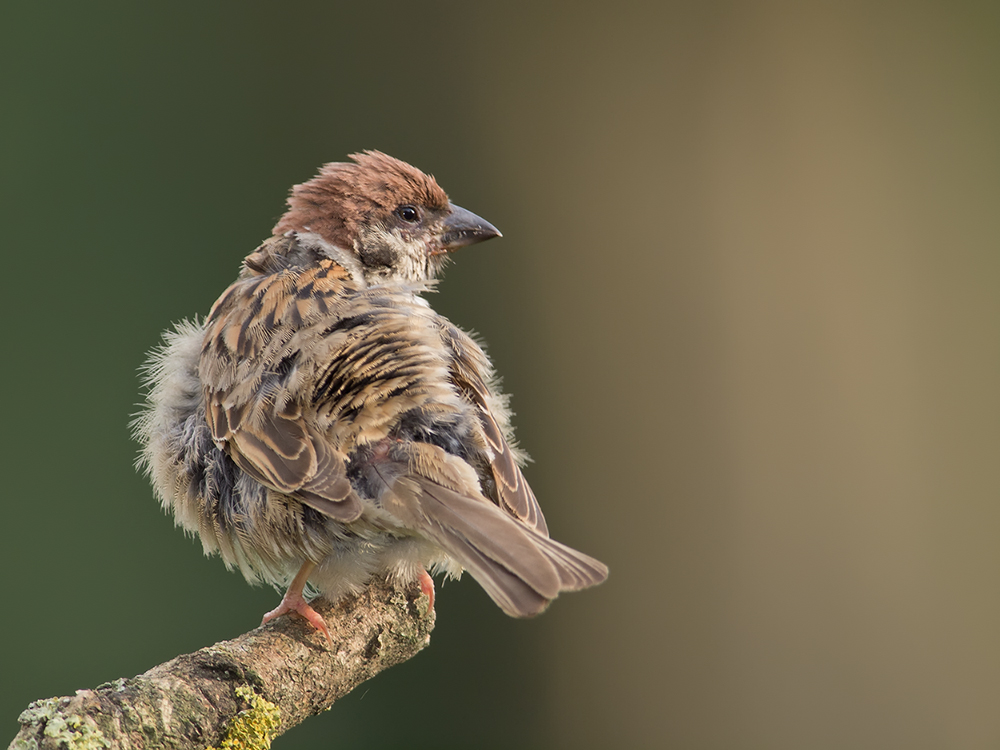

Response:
(2, 2), (998, 747)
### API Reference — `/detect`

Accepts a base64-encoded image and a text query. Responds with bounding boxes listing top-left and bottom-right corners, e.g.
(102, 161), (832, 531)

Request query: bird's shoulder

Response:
(205, 242), (355, 350)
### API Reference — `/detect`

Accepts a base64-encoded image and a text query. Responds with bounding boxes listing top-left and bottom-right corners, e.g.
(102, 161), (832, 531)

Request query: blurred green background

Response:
(2, 2), (999, 748)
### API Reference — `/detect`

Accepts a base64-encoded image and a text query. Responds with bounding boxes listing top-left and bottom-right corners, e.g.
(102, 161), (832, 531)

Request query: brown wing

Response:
(441, 324), (549, 536)
(200, 254), (362, 521)
(205, 394), (360, 520)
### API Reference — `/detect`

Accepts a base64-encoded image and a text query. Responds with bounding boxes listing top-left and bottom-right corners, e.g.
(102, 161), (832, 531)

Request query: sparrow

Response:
(135, 151), (608, 641)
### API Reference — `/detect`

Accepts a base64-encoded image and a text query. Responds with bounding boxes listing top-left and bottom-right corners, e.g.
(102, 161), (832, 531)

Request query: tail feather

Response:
(436, 526), (553, 617)
(386, 471), (608, 617)
(534, 532), (610, 592)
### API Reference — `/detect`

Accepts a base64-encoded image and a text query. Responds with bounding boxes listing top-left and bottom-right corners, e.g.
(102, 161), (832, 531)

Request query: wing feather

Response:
(442, 324), (549, 535)
(200, 256), (363, 522)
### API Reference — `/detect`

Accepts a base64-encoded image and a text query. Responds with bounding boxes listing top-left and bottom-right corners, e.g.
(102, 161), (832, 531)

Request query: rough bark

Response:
(9, 578), (434, 749)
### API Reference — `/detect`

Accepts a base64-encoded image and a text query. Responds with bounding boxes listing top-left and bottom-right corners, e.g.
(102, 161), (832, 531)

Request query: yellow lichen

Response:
(208, 685), (281, 750)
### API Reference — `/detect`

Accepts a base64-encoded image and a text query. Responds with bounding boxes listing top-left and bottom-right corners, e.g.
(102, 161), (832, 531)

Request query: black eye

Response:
(396, 205), (420, 223)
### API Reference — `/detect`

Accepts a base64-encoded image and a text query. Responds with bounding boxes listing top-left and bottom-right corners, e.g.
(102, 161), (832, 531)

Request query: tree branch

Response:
(9, 578), (434, 749)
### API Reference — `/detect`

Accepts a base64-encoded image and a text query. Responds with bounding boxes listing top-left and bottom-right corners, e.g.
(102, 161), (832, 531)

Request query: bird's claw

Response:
(262, 591), (333, 646)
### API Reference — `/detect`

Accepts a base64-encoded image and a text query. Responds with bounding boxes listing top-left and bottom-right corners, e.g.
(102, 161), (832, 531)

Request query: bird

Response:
(135, 151), (608, 642)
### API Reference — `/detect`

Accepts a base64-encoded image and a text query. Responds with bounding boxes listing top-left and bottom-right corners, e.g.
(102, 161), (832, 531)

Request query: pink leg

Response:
(418, 569), (435, 611)
(261, 561), (333, 646)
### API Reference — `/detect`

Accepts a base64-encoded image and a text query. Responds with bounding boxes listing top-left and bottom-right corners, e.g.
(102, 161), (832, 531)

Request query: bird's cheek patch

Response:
(357, 225), (400, 270)
(359, 241), (398, 269)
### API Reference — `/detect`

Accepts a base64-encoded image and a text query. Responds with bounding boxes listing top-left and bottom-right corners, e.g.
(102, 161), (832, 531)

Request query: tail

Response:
(383, 458), (608, 617)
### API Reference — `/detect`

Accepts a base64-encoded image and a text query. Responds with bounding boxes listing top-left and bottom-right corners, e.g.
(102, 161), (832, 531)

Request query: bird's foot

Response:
(262, 588), (333, 646)
(418, 569), (435, 611)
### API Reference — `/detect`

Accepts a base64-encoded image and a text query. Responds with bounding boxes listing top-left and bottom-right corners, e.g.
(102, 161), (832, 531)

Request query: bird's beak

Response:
(438, 203), (502, 252)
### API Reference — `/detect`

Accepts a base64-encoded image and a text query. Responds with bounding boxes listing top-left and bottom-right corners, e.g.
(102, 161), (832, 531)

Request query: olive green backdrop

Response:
(2, 2), (999, 748)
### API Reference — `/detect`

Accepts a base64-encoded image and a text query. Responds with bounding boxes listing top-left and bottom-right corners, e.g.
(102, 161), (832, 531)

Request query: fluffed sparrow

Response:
(135, 151), (608, 640)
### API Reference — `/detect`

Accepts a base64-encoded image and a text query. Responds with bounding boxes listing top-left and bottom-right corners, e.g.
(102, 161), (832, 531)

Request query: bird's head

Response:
(271, 151), (500, 283)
